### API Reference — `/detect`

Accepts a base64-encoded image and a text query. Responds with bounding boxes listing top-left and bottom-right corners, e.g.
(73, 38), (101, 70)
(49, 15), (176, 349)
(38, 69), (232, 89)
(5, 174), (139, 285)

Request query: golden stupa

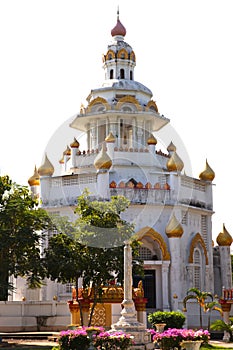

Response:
(165, 214), (184, 238)
(94, 144), (112, 170)
(167, 151), (184, 172)
(28, 166), (40, 186)
(38, 154), (54, 176)
(216, 224), (232, 246)
(199, 159), (215, 182)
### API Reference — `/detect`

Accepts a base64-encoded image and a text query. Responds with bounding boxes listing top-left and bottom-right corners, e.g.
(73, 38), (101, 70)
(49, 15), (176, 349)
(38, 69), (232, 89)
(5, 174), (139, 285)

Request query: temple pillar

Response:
(161, 261), (170, 310)
(111, 242), (152, 349)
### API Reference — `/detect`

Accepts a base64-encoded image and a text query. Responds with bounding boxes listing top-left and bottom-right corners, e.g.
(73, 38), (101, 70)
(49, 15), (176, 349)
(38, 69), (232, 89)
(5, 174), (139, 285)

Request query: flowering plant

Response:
(149, 328), (210, 350)
(58, 329), (90, 350)
(93, 330), (134, 350)
(57, 327), (134, 350)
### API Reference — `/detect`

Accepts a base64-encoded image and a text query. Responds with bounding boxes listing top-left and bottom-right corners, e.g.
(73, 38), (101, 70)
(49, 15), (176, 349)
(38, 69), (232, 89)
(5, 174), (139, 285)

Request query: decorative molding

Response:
(188, 232), (209, 265)
(135, 226), (170, 260)
(116, 95), (142, 111)
(86, 97), (111, 113)
(146, 100), (159, 113)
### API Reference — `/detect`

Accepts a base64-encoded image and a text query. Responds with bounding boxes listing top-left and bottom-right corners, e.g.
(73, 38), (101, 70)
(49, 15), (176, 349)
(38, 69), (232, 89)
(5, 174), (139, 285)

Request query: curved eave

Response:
(70, 110), (170, 132)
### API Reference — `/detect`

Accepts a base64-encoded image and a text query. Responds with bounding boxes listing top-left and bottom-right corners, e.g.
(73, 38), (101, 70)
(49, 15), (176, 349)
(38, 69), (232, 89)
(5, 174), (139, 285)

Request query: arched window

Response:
(110, 69), (114, 79)
(130, 70), (133, 80)
(193, 248), (201, 289)
(120, 69), (125, 79)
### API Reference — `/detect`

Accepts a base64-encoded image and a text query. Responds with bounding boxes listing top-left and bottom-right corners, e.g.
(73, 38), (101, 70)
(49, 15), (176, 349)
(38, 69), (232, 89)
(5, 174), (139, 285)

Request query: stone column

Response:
(219, 246), (232, 290)
(111, 242), (152, 348)
(161, 262), (170, 310)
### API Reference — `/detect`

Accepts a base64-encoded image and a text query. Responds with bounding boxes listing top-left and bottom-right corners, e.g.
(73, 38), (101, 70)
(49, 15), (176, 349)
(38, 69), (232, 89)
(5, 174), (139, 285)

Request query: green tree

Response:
(43, 192), (143, 326)
(0, 175), (52, 301)
(183, 287), (214, 328)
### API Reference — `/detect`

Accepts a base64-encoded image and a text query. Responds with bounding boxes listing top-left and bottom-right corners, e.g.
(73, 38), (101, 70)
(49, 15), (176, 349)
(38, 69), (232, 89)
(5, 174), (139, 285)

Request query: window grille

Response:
(193, 249), (201, 289)
(139, 247), (153, 260)
(201, 215), (208, 246)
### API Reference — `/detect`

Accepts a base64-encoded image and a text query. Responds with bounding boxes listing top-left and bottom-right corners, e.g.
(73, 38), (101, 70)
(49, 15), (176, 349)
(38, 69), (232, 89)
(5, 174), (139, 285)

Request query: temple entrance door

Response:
(133, 270), (156, 308)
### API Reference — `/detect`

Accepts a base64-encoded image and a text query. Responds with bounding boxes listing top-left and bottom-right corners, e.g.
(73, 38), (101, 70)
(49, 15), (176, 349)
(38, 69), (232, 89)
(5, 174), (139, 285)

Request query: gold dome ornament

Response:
(167, 141), (176, 153)
(147, 134), (157, 145)
(105, 132), (115, 143)
(28, 166), (40, 186)
(38, 154), (54, 176)
(216, 224), (232, 246)
(199, 159), (215, 181)
(63, 145), (71, 156)
(70, 138), (80, 148)
(165, 214), (184, 238)
(94, 144), (112, 170)
(166, 151), (184, 172)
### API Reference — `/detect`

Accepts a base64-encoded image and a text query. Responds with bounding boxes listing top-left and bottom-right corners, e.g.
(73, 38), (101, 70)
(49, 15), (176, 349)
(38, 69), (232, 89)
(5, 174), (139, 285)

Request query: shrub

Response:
(57, 327), (134, 350)
(148, 311), (185, 329)
(149, 328), (210, 350)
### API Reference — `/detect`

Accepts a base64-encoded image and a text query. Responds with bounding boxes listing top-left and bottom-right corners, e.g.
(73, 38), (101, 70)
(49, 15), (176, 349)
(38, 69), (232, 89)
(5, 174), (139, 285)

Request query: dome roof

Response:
(94, 144), (112, 170)
(70, 138), (80, 148)
(199, 159), (215, 182)
(167, 141), (176, 152)
(147, 134), (157, 145)
(105, 132), (115, 143)
(111, 13), (126, 37)
(217, 224), (232, 246)
(28, 166), (40, 186)
(167, 151), (184, 172)
(38, 154), (54, 177)
(63, 145), (71, 156)
(166, 214), (184, 238)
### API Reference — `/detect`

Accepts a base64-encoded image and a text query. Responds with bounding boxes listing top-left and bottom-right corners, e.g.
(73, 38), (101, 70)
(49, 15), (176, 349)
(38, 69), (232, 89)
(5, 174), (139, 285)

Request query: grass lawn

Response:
(201, 345), (233, 350)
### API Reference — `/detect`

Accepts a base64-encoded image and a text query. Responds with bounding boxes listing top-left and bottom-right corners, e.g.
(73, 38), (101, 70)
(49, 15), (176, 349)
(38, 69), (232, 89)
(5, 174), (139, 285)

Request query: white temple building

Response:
(25, 12), (232, 325)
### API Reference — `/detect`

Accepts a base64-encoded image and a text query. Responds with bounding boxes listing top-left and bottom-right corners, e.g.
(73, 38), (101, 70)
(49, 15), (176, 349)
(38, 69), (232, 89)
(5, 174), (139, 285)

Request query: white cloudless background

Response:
(0, 0), (232, 243)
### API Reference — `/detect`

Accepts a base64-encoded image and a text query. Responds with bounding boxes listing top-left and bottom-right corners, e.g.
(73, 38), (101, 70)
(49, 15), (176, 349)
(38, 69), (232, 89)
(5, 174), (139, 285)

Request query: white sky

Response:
(0, 0), (232, 243)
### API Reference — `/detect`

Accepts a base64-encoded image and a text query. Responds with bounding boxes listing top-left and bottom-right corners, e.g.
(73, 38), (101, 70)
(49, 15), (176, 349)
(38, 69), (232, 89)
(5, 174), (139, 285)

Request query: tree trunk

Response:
(75, 278), (84, 327)
(0, 251), (10, 301)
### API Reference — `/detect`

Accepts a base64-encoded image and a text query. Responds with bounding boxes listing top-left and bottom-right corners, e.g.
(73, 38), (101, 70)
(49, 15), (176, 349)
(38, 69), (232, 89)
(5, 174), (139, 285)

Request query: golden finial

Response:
(28, 165), (40, 186)
(216, 224), (232, 246)
(166, 214), (184, 238)
(199, 159), (215, 182)
(94, 144), (112, 170)
(167, 151), (184, 172)
(38, 154), (54, 177)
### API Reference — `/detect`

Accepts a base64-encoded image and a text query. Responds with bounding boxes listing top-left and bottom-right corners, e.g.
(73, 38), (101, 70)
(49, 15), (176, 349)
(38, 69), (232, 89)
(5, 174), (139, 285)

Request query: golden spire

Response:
(167, 141), (176, 153)
(167, 151), (184, 172)
(94, 144), (112, 170)
(147, 134), (157, 145)
(63, 145), (71, 156)
(38, 154), (54, 177)
(216, 224), (232, 246)
(70, 138), (80, 148)
(105, 132), (115, 143)
(166, 214), (184, 238)
(199, 159), (215, 182)
(28, 165), (40, 186)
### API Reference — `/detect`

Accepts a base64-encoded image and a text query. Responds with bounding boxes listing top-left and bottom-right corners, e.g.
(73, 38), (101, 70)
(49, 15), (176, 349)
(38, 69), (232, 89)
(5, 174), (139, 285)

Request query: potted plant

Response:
(148, 310), (186, 329)
(150, 328), (210, 350)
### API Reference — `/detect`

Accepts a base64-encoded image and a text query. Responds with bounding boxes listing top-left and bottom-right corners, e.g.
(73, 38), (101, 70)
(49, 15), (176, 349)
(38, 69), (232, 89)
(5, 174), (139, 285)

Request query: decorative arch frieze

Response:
(188, 232), (208, 265)
(116, 95), (142, 111)
(134, 226), (170, 260)
(105, 49), (116, 61)
(130, 51), (136, 62)
(117, 48), (128, 59)
(86, 97), (111, 113)
(146, 100), (159, 113)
